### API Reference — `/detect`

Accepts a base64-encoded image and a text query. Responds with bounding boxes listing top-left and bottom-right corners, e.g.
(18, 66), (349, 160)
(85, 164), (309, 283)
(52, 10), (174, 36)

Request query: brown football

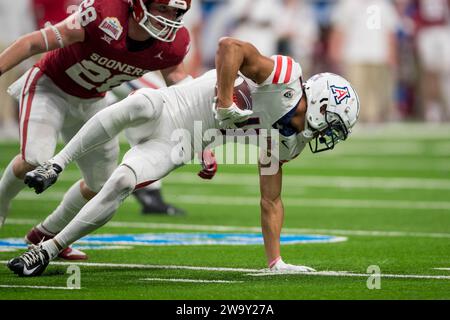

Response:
(232, 75), (253, 111)
(216, 75), (253, 110)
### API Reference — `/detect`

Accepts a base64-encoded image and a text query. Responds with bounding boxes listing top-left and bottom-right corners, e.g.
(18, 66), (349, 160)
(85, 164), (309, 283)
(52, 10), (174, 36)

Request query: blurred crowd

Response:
(1, 0), (450, 139)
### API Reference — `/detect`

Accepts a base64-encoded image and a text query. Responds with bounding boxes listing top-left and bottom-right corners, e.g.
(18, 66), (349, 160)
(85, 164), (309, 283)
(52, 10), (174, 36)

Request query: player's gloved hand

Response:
(269, 257), (316, 273)
(212, 99), (253, 129)
(198, 150), (217, 180)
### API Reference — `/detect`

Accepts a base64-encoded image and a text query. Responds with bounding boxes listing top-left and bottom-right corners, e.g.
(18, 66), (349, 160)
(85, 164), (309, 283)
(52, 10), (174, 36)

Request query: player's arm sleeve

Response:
(259, 160), (284, 266)
(259, 55), (303, 86)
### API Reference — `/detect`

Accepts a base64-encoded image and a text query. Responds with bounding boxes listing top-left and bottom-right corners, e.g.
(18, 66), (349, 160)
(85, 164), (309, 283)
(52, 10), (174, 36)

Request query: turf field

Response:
(0, 123), (449, 300)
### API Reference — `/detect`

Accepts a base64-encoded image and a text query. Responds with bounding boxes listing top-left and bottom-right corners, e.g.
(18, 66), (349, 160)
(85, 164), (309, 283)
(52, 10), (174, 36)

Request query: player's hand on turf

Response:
(213, 99), (253, 129)
(269, 258), (316, 273)
(24, 162), (63, 194)
(198, 150), (217, 180)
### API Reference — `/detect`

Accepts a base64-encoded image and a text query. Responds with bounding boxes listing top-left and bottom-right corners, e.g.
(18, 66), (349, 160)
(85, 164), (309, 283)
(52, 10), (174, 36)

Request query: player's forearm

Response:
(0, 32), (46, 74)
(260, 197), (284, 266)
(215, 37), (245, 107)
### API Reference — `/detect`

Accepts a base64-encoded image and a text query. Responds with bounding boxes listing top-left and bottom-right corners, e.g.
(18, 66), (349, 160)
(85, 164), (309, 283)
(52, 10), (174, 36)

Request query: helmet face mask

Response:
(308, 111), (349, 153)
(132, 0), (190, 42)
(303, 73), (360, 154)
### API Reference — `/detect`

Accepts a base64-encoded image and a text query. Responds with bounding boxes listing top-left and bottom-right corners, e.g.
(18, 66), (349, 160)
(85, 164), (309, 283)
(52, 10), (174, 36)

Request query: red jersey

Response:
(413, 0), (450, 29)
(33, 0), (82, 29)
(35, 0), (190, 99)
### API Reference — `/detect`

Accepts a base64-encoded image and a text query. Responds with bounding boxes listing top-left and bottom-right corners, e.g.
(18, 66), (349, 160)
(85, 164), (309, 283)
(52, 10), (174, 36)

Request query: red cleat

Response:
(25, 227), (88, 261)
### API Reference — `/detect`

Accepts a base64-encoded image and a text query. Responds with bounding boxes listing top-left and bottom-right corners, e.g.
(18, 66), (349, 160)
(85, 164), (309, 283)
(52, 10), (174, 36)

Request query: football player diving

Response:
(7, 37), (360, 277)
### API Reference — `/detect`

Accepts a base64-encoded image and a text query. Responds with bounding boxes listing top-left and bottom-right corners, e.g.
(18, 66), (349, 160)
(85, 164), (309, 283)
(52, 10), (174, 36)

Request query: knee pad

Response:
(129, 89), (164, 122)
(103, 165), (137, 201)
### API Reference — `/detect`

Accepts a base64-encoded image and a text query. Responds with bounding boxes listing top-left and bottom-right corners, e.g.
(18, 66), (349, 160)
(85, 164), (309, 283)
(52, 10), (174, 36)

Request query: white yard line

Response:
(247, 271), (450, 280)
(1, 260), (448, 281)
(170, 195), (450, 211)
(37, 172), (450, 190)
(0, 260), (260, 273)
(164, 174), (450, 191)
(433, 268), (450, 271)
(6, 218), (450, 239)
(140, 278), (242, 284)
(0, 284), (79, 290)
(12, 193), (450, 210)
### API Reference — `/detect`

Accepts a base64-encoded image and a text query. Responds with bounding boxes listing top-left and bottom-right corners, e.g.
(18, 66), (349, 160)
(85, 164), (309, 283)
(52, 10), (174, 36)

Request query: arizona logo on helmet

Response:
(330, 85), (351, 105)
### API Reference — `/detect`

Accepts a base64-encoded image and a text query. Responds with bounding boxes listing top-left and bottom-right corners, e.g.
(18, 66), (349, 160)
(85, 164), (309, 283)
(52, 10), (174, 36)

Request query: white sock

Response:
(0, 158), (26, 223)
(40, 180), (88, 234)
(41, 239), (61, 260)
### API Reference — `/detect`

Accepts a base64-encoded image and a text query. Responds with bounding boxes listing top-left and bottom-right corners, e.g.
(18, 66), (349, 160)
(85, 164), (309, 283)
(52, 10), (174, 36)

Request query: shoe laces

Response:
(34, 162), (58, 179)
(21, 244), (47, 267)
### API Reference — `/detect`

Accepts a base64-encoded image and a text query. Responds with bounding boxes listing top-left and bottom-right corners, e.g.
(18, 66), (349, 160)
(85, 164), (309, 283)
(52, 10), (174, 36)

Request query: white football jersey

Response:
(158, 55), (311, 162)
(240, 55), (312, 161)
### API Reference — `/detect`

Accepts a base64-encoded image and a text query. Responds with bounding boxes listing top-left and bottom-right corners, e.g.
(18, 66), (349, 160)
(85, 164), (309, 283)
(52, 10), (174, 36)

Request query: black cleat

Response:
(24, 162), (62, 194)
(133, 189), (186, 216)
(7, 245), (50, 277)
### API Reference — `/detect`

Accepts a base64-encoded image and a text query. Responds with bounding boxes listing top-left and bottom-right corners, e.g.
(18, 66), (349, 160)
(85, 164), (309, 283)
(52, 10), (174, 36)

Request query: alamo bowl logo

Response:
(99, 17), (123, 40)
(330, 85), (351, 105)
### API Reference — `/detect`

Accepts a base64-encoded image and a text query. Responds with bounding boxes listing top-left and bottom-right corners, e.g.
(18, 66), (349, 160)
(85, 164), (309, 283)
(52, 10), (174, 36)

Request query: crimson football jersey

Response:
(33, 0), (82, 29)
(413, 0), (450, 29)
(35, 0), (190, 99)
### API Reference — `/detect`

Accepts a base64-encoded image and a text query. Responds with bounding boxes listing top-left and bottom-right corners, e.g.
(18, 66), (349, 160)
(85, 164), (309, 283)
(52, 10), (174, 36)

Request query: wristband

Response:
(49, 24), (64, 48)
(40, 29), (49, 51)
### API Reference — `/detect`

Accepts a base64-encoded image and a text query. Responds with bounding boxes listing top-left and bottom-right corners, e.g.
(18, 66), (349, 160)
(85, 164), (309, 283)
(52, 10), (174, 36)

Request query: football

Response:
(232, 75), (253, 111)
(216, 75), (253, 111)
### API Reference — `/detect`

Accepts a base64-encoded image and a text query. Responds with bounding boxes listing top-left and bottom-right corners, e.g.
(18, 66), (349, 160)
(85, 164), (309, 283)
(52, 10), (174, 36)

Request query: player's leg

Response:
(106, 90), (186, 216)
(0, 68), (65, 227)
(48, 135), (120, 232)
(47, 89), (165, 170)
(10, 141), (181, 275)
(25, 97), (121, 260)
(34, 97), (119, 232)
(43, 164), (138, 257)
(8, 164), (137, 276)
(45, 141), (180, 255)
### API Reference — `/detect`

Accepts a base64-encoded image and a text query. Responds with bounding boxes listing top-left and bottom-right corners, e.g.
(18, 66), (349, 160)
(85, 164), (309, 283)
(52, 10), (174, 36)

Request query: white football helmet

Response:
(303, 73), (360, 153)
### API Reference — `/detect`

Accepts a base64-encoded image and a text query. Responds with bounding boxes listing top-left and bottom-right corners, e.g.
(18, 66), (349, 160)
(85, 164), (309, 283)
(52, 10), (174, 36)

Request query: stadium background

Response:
(0, 0), (449, 300)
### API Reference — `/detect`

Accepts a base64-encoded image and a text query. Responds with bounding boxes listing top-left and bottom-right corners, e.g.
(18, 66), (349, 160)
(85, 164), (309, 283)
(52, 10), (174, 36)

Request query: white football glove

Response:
(269, 258), (316, 273)
(213, 100), (253, 129)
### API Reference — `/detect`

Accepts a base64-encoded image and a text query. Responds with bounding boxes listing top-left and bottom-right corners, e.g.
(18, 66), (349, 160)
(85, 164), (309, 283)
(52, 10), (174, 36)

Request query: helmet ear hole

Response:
(320, 105), (327, 115)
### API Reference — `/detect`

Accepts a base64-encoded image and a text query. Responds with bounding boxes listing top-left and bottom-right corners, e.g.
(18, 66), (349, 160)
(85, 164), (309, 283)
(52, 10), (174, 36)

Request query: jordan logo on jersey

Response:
(99, 17), (123, 40)
(330, 85), (351, 105)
